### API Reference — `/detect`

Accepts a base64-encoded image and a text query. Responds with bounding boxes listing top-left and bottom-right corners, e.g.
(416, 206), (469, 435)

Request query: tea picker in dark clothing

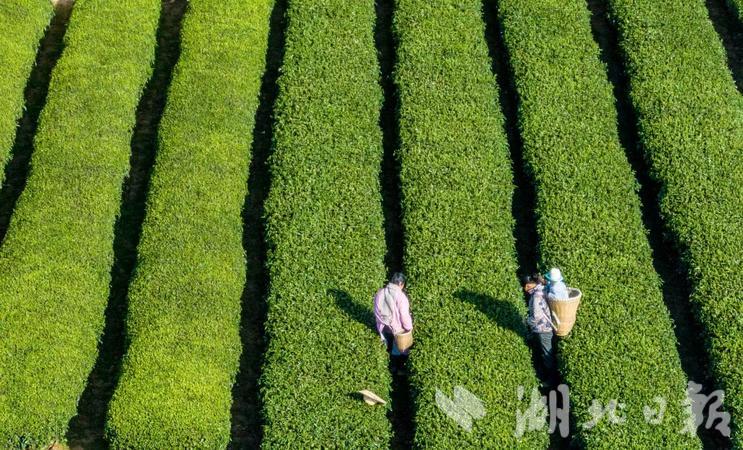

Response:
(523, 274), (558, 388)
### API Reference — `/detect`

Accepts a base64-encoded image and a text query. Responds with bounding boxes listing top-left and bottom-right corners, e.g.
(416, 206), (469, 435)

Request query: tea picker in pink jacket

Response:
(373, 272), (413, 356)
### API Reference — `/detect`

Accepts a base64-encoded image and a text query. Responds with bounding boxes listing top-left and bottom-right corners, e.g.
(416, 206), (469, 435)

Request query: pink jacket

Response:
(373, 283), (413, 340)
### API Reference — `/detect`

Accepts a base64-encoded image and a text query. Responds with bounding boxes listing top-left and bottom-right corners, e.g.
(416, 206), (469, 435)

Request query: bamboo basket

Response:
(394, 330), (413, 353)
(548, 288), (582, 337)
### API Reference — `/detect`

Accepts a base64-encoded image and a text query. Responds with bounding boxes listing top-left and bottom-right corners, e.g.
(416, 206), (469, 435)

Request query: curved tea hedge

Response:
(0, 0), (160, 447)
(495, 0), (700, 447)
(259, 0), (391, 447)
(104, 0), (273, 447)
(0, 0), (52, 180)
(606, 0), (743, 446)
(393, 0), (547, 447)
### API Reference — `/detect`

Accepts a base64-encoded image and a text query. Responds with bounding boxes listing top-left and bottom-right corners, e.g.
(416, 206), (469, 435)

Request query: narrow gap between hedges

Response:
(65, 0), (188, 447)
(0, 3), (72, 248)
(377, 1), (405, 275)
(705, 0), (743, 93)
(227, 0), (288, 447)
(482, 2), (570, 449)
(375, 0), (414, 448)
(586, 1), (732, 448)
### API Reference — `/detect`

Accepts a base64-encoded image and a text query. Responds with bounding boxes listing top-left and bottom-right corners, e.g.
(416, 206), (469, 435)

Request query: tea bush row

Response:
(0, 0), (161, 447)
(607, 0), (743, 445)
(105, 0), (273, 447)
(496, 0), (701, 447)
(394, 0), (548, 447)
(259, 0), (392, 447)
(0, 0), (52, 182)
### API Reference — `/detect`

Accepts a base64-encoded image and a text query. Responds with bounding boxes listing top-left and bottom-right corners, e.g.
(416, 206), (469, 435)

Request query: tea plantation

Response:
(0, 0), (740, 448)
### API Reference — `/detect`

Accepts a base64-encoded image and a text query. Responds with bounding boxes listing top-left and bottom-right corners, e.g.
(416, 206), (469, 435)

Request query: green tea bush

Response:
(259, 0), (392, 447)
(0, 0), (52, 181)
(496, 0), (701, 447)
(393, 0), (547, 447)
(104, 0), (272, 447)
(0, 0), (160, 447)
(607, 0), (743, 446)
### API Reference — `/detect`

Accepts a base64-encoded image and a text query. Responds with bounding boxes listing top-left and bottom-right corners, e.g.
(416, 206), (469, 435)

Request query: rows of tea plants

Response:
(0, 0), (161, 446)
(0, 0), (739, 447)
(606, 0), (743, 445)
(0, 0), (52, 182)
(258, 0), (392, 447)
(393, 0), (547, 447)
(496, 0), (700, 447)
(104, 0), (273, 447)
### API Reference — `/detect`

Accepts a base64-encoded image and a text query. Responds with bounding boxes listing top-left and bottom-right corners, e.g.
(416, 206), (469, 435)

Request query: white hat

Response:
(547, 268), (563, 282)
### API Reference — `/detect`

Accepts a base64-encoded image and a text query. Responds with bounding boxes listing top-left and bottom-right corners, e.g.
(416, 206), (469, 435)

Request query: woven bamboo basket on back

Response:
(548, 288), (582, 337)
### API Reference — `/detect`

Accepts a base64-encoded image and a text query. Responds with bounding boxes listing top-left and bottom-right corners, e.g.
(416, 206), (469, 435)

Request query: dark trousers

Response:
(382, 327), (407, 375)
(382, 326), (406, 356)
(382, 327), (394, 352)
(535, 331), (557, 385)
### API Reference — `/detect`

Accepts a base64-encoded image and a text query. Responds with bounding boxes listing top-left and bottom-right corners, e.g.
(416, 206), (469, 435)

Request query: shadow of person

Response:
(328, 288), (377, 333)
(454, 289), (529, 342)
(329, 287), (412, 364)
(455, 289), (563, 397)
